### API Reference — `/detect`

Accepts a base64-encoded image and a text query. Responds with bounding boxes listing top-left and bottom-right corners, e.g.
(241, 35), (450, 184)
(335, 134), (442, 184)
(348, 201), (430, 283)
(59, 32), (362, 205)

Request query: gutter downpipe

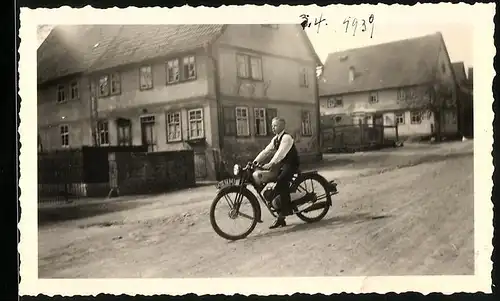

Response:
(205, 43), (224, 180)
(314, 65), (323, 162)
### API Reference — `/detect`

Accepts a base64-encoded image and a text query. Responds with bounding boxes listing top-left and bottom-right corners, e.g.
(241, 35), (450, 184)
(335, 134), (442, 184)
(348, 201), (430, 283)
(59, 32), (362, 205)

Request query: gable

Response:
(216, 24), (321, 65)
(452, 62), (467, 85)
(319, 33), (444, 96)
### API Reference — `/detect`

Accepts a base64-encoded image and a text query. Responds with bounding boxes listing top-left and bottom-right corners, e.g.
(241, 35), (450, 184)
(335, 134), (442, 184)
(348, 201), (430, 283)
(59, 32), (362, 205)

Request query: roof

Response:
(37, 24), (226, 85)
(452, 61), (467, 84)
(319, 33), (444, 96)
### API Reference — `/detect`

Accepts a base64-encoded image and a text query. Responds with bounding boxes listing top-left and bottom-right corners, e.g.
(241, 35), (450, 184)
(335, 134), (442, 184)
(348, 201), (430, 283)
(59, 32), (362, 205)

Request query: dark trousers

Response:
(274, 162), (298, 216)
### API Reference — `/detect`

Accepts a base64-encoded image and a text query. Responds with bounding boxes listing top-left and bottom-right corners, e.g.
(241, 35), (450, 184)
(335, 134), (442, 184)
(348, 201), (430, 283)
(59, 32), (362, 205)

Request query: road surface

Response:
(38, 141), (474, 278)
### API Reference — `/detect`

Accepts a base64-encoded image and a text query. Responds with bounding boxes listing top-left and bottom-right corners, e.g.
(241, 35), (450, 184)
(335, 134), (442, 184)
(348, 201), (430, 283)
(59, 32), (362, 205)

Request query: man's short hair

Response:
(272, 117), (286, 125)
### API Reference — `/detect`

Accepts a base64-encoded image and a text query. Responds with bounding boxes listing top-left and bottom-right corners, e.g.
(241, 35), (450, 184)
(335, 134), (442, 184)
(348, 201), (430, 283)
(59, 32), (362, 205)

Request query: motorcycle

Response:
(209, 161), (339, 241)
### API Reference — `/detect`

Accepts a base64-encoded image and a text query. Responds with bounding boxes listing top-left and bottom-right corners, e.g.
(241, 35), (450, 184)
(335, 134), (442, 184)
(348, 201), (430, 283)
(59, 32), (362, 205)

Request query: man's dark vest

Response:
(273, 132), (300, 167)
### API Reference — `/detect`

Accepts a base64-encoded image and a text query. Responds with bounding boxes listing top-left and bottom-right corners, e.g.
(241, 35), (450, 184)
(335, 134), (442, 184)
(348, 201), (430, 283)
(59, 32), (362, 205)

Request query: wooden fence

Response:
(321, 123), (399, 152)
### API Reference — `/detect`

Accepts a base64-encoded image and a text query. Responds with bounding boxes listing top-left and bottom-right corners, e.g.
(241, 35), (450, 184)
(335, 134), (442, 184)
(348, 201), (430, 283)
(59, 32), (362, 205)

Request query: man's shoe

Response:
(269, 217), (287, 229)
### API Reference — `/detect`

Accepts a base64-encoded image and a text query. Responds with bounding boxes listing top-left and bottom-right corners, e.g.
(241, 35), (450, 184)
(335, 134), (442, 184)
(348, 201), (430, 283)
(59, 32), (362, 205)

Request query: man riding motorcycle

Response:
(253, 117), (300, 229)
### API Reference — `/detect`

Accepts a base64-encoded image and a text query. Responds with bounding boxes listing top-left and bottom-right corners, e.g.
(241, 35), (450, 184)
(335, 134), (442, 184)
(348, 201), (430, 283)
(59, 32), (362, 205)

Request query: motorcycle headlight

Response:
(233, 164), (240, 176)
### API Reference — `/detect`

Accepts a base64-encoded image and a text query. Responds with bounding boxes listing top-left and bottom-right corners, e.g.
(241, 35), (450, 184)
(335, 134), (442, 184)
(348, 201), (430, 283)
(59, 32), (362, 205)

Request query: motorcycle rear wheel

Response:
(292, 173), (332, 223)
(209, 186), (259, 241)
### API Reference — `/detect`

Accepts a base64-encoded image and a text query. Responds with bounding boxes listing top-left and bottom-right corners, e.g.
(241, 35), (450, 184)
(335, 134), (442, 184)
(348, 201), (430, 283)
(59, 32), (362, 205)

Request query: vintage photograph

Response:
(19, 3), (494, 296)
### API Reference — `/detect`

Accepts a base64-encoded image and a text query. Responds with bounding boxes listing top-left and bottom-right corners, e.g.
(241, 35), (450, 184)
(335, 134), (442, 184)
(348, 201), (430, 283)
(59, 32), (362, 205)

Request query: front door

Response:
(140, 115), (157, 152)
(116, 118), (132, 146)
(193, 152), (207, 179)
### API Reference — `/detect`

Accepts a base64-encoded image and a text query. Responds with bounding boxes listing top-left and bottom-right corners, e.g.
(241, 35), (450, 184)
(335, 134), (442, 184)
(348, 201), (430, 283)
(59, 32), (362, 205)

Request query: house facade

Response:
(452, 62), (474, 138)
(37, 24), (322, 181)
(318, 32), (460, 140)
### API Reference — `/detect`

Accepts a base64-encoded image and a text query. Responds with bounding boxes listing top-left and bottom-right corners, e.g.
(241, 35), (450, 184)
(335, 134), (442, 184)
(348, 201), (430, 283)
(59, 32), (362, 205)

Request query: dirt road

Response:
(38, 141), (474, 278)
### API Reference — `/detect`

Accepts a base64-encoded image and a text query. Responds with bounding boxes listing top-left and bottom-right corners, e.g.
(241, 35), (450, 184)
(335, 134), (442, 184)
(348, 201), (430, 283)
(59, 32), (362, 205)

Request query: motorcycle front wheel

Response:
(209, 186), (259, 241)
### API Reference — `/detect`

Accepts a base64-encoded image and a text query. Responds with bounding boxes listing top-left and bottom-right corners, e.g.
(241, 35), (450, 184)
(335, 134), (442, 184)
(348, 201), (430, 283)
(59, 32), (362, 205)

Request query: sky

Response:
(305, 21), (473, 70)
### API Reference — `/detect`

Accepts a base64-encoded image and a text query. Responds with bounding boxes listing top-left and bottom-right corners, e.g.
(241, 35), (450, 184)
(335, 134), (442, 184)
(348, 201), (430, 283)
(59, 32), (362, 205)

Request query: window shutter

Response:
(266, 108), (277, 136)
(223, 106), (236, 136)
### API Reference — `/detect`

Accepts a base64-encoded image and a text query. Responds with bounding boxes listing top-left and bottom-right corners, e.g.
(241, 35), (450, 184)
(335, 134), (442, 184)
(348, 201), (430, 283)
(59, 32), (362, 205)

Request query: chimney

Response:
(349, 66), (355, 83)
(467, 67), (473, 83)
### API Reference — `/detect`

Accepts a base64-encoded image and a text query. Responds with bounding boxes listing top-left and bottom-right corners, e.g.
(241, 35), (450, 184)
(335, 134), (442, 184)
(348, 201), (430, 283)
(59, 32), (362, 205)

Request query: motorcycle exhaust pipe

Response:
(301, 201), (329, 213)
(327, 180), (338, 193)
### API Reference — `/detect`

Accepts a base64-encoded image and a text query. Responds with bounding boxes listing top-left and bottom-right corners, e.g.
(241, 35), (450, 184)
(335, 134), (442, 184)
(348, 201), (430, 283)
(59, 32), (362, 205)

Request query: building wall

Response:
(215, 24), (317, 105)
(382, 110), (435, 138)
(37, 50), (215, 152)
(320, 88), (434, 136)
(434, 40), (459, 135)
(38, 75), (93, 151)
(220, 97), (318, 163)
(92, 50), (211, 113)
(320, 81), (458, 139)
(214, 24), (320, 167)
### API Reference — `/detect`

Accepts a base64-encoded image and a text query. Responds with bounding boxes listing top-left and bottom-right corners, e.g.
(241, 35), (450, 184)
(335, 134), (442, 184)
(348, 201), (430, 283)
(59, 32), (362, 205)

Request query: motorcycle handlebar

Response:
(247, 161), (270, 171)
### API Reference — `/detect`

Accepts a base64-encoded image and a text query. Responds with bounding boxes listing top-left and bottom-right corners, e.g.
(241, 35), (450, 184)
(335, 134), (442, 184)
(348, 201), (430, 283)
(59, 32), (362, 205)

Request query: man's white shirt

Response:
(254, 130), (294, 165)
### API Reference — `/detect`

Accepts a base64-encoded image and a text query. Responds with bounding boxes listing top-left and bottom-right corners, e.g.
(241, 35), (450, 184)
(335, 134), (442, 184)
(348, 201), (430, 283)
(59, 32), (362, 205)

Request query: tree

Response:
(400, 81), (454, 141)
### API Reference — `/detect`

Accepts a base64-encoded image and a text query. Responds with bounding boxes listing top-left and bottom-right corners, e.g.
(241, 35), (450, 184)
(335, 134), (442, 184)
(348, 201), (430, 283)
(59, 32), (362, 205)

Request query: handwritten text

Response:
(300, 14), (376, 38)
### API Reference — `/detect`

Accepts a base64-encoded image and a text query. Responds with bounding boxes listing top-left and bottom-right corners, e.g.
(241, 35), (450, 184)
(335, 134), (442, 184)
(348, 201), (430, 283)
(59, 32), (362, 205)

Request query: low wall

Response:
(38, 146), (148, 199)
(111, 150), (196, 196)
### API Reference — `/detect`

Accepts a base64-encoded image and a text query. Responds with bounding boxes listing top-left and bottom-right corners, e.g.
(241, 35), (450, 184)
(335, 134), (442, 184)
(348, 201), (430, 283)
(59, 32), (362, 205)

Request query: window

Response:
(397, 89), (406, 101)
(166, 59), (180, 84)
(224, 106), (276, 137)
(166, 55), (196, 84)
(97, 120), (109, 145)
(254, 108), (267, 136)
(299, 67), (309, 87)
(57, 85), (67, 103)
(70, 81), (79, 100)
(236, 54), (263, 80)
(327, 96), (343, 108)
(249, 57), (262, 80)
(166, 111), (182, 142)
(301, 111), (313, 136)
(98, 73), (121, 97)
(60, 124), (69, 147)
(236, 107), (250, 136)
(410, 111), (421, 124)
(395, 113), (405, 125)
(117, 118), (132, 146)
(265, 108), (278, 136)
(188, 108), (204, 139)
(369, 92), (379, 104)
(236, 55), (249, 78)
(110, 73), (121, 95)
(139, 65), (153, 90)
(98, 75), (109, 97)
(223, 106), (237, 136)
(182, 56), (196, 80)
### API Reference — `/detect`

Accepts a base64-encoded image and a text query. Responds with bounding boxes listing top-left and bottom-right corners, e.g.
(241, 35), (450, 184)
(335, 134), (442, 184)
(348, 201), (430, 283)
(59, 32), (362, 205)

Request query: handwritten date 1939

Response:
(344, 14), (375, 38)
(300, 13), (375, 38)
